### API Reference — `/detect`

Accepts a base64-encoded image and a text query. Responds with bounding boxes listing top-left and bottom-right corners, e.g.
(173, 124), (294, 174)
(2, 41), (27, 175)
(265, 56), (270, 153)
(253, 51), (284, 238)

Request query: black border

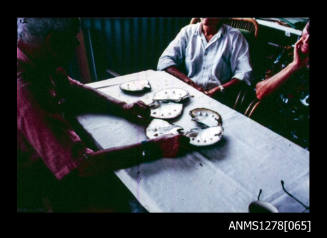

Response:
(13, 9), (320, 233)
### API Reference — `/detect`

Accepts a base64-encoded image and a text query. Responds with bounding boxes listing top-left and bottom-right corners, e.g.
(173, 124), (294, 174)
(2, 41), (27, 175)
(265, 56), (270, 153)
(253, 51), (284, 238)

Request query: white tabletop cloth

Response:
(77, 70), (309, 213)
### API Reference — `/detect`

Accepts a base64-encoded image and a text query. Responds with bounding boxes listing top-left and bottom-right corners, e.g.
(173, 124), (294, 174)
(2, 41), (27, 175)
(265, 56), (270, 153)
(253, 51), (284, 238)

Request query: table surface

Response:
(77, 70), (309, 213)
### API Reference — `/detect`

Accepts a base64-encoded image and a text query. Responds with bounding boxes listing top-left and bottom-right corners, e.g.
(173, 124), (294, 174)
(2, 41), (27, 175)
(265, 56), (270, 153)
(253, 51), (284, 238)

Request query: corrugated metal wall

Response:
(80, 17), (191, 82)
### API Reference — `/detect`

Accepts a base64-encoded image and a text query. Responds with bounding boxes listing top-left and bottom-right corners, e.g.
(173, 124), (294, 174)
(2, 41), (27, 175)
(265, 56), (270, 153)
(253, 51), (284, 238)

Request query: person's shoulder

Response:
(183, 22), (199, 30)
(180, 23), (199, 36)
(223, 24), (243, 37)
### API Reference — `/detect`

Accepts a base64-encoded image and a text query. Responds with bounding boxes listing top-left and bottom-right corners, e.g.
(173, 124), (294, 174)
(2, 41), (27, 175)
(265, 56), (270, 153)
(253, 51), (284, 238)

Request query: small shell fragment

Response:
(185, 126), (224, 146)
(189, 108), (223, 127)
(120, 79), (151, 92)
(153, 88), (190, 102)
(150, 102), (183, 119)
(146, 119), (183, 139)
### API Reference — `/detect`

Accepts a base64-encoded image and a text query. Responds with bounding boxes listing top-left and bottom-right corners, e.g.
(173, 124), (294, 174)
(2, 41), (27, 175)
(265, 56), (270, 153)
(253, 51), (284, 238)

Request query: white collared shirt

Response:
(157, 23), (253, 90)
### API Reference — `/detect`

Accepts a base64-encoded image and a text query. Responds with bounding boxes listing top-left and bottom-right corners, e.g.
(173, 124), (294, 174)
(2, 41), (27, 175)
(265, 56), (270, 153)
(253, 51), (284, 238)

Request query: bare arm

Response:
(204, 32), (252, 97)
(66, 75), (129, 113)
(165, 66), (205, 92)
(255, 62), (299, 100)
(255, 39), (309, 100)
(18, 80), (188, 179)
(205, 78), (241, 97)
(77, 134), (190, 177)
(57, 70), (149, 123)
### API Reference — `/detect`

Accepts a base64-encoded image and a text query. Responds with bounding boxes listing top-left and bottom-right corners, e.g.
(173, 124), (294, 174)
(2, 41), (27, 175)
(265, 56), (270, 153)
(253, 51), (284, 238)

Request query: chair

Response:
(190, 18), (258, 39)
(190, 18), (259, 112)
(225, 18), (259, 39)
(244, 98), (261, 118)
(224, 18), (259, 111)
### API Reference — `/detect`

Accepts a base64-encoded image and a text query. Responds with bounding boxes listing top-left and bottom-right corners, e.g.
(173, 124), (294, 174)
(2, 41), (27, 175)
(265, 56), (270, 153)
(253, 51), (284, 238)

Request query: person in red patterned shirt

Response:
(17, 18), (189, 212)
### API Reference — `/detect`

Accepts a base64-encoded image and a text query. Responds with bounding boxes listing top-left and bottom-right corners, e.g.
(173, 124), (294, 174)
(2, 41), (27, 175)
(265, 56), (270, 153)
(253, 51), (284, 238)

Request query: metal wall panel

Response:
(80, 17), (191, 81)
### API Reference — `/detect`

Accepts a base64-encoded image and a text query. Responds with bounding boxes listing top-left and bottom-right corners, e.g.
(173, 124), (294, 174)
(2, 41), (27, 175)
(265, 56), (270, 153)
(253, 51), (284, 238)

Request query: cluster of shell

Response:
(149, 88), (190, 119)
(146, 87), (224, 147)
(119, 79), (223, 146)
(187, 108), (224, 146)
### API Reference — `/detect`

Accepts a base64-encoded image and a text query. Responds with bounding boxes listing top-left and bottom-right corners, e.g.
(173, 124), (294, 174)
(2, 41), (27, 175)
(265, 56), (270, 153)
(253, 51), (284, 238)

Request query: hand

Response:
(292, 39), (309, 70)
(204, 86), (222, 97)
(255, 81), (265, 100)
(123, 100), (150, 124)
(184, 79), (205, 92)
(151, 134), (190, 158)
(195, 85), (206, 92)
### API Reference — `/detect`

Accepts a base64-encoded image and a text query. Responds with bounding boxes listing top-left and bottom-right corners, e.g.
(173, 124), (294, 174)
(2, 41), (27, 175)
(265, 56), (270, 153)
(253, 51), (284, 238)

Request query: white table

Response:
(77, 70), (309, 213)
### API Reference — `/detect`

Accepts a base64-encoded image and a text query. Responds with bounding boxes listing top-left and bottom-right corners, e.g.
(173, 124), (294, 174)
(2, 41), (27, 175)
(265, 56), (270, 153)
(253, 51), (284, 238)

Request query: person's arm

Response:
(205, 31), (252, 97)
(158, 26), (207, 92)
(70, 79), (149, 122)
(18, 82), (189, 180)
(165, 66), (205, 92)
(55, 68), (149, 123)
(230, 32), (253, 85)
(17, 83), (94, 180)
(77, 134), (190, 177)
(255, 39), (309, 100)
(157, 26), (188, 72)
(204, 78), (241, 97)
(255, 63), (298, 100)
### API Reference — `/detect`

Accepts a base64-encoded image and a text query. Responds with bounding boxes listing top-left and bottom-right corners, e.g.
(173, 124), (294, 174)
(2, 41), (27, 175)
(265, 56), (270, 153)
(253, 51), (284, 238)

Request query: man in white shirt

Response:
(157, 18), (253, 106)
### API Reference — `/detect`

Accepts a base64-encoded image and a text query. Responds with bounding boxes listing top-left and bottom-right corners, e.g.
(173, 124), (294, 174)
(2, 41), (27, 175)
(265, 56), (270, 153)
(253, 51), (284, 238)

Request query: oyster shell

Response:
(146, 119), (183, 139)
(150, 102), (183, 119)
(185, 126), (224, 146)
(120, 79), (151, 92)
(189, 108), (222, 127)
(153, 88), (191, 102)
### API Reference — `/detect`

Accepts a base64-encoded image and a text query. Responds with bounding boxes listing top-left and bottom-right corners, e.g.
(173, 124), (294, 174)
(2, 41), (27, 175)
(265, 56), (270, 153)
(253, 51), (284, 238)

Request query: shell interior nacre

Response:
(150, 102), (183, 119)
(190, 108), (223, 127)
(186, 126), (224, 146)
(153, 88), (190, 102)
(146, 119), (183, 139)
(120, 79), (151, 92)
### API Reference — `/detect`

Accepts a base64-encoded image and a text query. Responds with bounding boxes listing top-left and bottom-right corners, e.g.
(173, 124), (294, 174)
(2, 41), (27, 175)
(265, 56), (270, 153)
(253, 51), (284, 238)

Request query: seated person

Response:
(157, 17), (253, 107)
(253, 21), (310, 149)
(17, 18), (189, 212)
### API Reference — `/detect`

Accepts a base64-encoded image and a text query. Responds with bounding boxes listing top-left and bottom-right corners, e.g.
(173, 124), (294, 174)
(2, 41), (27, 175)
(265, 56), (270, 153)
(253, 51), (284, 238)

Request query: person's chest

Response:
(185, 34), (231, 64)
